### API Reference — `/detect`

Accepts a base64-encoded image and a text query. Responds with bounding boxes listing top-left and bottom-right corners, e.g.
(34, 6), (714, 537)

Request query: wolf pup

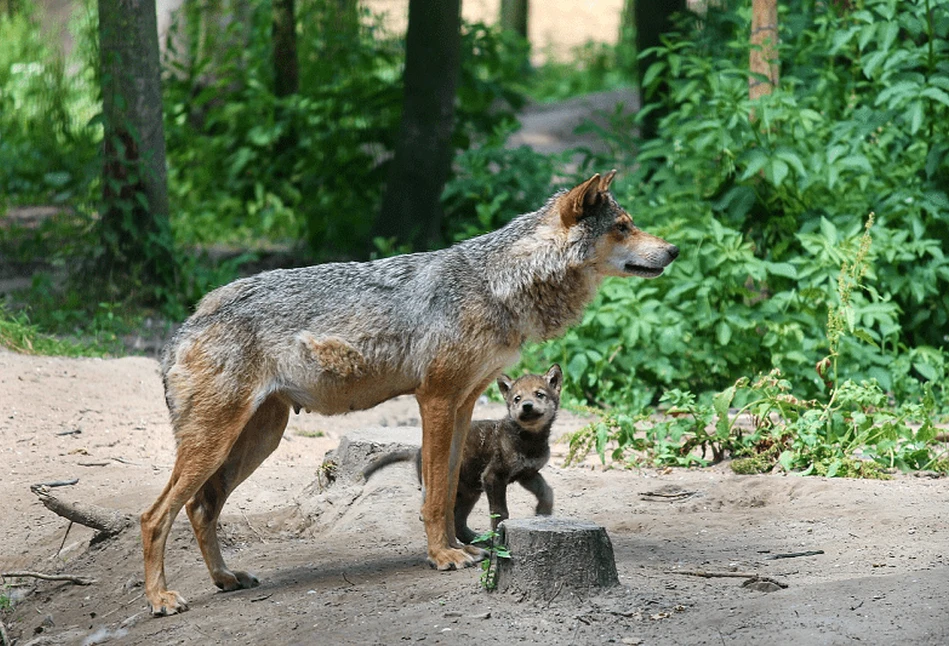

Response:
(141, 170), (678, 615)
(363, 365), (562, 544)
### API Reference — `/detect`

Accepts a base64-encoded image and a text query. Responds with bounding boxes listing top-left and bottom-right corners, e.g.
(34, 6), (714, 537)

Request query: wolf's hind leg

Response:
(141, 404), (257, 616)
(185, 394), (290, 592)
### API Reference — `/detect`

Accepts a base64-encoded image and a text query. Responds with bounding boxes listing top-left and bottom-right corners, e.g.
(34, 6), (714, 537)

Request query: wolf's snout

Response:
(521, 401), (534, 413)
(667, 245), (680, 260)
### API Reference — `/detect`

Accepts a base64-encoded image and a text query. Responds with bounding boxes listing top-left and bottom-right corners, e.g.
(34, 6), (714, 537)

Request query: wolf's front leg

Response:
(417, 392), (475, 569)
(417, 375), (492, 568)
(483, 468), (511, 530)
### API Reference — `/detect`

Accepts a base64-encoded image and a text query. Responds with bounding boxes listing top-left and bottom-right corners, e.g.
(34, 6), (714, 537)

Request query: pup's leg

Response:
(185, 394), (289, 593)
(141, 404), (256, 616)
(518, 472), (554, 516)
(452, 485), (482, 544)
(483, 471), (511, 530)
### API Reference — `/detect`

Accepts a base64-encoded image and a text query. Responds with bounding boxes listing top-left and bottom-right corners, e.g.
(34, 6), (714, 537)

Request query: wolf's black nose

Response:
(668, 245), (680, 260)
(522, 402), (534, 413)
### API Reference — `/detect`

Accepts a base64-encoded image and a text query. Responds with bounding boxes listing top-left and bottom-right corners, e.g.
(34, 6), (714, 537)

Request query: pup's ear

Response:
(545, 364), (563, 395)
(497, 374), (513, 397)
(598, 169), (617, 192)
(560, 173), (602, 228)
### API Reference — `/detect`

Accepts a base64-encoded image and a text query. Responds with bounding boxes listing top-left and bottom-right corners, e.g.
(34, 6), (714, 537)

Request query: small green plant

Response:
(472, 519), (511, 591)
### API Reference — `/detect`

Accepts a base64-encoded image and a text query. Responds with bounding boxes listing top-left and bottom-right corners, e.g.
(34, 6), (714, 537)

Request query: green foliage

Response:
(0, 3), (100, 208)
(0, 302), (114, 356)
(567, 370), (943, 478)
(526, 39), (635, 103)
(526, 0), (948, 421)
(442, 124), (563, 242)
(163, 2), (530, 257)
(561, 210), (947, 478)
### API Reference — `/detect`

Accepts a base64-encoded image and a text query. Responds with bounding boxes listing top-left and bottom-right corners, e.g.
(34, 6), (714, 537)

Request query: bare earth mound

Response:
(2, 348), (948, 645)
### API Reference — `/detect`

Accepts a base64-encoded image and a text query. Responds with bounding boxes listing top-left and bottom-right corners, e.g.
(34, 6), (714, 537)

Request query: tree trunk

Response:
(635, 0), (686, 141)
(494, 517), (619, 599)
(373, 0), (461, 250)
(273, 0), (299, 98)
(499, 0), (528, 39)
(749, 0), (779, 101)
(97, 0), (176, 290)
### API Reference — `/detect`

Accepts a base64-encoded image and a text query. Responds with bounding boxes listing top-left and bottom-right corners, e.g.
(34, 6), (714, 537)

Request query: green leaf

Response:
(767, 158), (789, 186)
(567, 353), (588, 376)
(775, 150), (807, 179)
(739, 149), (769, 180)
(716, 320), (732, 346)
(852, 329), (879, 348)
(908, 101), (924, 134)
(913, 361), (939, 381)
(921, 87), (949, 108)
(857, 23), (877, 51)
(765, 262), (798, 279)
(820, 217), (838, 243)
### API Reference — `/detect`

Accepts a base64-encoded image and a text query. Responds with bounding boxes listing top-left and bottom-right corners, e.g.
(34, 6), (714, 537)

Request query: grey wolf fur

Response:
(140, 171), (679, 615)
(363, 365), (562, 543)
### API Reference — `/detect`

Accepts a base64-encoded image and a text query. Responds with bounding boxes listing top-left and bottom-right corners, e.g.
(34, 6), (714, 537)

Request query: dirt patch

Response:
(2, 348), (948, 645)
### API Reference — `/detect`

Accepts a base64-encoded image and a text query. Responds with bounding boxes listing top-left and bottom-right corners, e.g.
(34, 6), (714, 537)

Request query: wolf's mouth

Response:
(623, 264), (664, 278)
(517, 410), (544, 423)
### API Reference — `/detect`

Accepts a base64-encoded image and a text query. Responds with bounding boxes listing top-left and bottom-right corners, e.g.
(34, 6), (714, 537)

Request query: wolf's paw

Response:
(149, 590), (189, 616)
(462, 543), (488, 561)
(213, 569), (260, 592)
(428, 546), (479, 571)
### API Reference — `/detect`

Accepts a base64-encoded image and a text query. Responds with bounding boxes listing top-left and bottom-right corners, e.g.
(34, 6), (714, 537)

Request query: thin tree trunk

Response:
(635, 0), (686, 141)
(499, 0), (528, 39)
(97, 0), (175, 289)
(374, 0), (461, 250)
(749, 0), (779, 100)
(273, 0), (299, 98)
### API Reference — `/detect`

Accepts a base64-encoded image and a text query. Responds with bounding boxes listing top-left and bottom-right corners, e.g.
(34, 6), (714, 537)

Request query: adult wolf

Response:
(141, 170), (678, 615)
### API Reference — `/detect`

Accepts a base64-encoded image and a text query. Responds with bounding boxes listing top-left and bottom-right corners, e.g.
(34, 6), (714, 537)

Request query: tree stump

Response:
(495, 517), (618, 599)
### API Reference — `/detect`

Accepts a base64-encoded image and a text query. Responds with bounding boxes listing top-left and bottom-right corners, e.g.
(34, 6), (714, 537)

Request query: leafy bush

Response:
(163, 1), (531, 257)
(526, 0), (948, 419)
(0, 4), (100, 208)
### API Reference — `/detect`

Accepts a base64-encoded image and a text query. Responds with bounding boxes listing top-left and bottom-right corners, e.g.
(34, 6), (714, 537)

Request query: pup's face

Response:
(559, 170), (679, 278)
(497, 364), (563, 433)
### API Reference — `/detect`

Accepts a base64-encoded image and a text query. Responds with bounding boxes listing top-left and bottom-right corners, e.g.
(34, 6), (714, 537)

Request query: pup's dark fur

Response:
(141, 171), (678, 615)
(363, 365), (562, 543)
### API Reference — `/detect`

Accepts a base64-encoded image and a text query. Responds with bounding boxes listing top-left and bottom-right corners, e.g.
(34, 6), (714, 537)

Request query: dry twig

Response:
(30, 484), (133, 536)
(1, 571), (96, 586)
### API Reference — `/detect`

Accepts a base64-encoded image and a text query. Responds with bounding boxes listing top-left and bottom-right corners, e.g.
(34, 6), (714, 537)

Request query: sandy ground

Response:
(2, 347), (949, 646)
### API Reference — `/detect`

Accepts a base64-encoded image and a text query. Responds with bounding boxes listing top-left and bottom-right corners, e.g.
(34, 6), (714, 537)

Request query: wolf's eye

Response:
(535, 391), (546, 399)
(513, 395), (521, 404)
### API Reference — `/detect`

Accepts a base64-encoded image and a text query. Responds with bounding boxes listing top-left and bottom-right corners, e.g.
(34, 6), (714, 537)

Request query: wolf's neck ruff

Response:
(462, 192), (600, 342)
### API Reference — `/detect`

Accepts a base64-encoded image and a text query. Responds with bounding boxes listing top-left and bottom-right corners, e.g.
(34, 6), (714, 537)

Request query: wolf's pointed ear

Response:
(598, 169), (617, 192)
(497, 374), (513, 397)
(560, 173), (602, 228)
(545, 364), (563, 395)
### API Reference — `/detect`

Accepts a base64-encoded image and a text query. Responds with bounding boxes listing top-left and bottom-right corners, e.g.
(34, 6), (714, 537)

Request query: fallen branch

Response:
(1, 619), (8, 646)
(30, 484), (133, 536)
(1, 571), (96, 586)
(764, 550), (824, 560)
(665, 570), (788, 589)
(666, 570), (758, 579)
(33, 478), (79, 488)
